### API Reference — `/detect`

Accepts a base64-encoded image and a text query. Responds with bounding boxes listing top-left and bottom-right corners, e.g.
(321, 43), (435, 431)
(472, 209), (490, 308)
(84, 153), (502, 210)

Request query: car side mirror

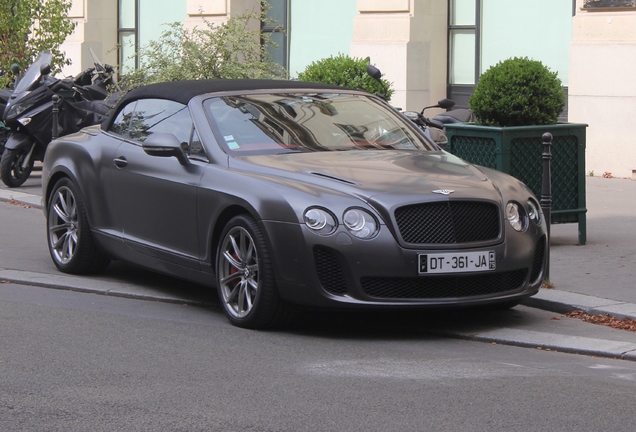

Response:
(142, 133), (189, 166)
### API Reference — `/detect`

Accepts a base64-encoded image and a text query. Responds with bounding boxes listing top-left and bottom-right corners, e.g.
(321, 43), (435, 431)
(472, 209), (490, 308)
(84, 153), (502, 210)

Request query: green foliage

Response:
(297, 54), (394, 101)
(0, 0), (76, 87)
(468, 57), (565, 127)
(120, 6), (287, 89)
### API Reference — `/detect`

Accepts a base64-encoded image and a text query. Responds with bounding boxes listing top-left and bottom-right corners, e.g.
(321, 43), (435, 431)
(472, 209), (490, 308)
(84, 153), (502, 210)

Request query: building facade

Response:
(61, 0), (636, 178)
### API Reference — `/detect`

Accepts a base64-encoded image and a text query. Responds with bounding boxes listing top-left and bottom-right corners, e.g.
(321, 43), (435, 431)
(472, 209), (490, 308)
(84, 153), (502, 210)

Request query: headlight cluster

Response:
(506, 199), (542, 232)
(303, 207), (379, 239)
(6, 101), (34, 121)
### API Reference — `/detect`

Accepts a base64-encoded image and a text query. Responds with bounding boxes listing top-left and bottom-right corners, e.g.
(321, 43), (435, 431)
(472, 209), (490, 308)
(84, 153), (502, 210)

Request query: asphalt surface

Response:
(1, 170), (636, 360)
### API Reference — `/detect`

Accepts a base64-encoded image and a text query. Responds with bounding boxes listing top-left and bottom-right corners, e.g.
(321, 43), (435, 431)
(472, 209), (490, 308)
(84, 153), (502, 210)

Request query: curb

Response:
(0, 189), (43, 209)
(3, 267), (636, 362)
(523, 289), (636, 321)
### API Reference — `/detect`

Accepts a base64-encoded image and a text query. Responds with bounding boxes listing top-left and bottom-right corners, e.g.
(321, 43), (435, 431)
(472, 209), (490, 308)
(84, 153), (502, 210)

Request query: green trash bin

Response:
(446, 122), (588, 245)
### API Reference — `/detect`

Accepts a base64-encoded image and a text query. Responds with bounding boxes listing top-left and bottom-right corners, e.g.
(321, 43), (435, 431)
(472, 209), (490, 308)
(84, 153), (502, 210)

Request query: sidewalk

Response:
(529, 176), (636, 319)
(2, 174), (636, 360)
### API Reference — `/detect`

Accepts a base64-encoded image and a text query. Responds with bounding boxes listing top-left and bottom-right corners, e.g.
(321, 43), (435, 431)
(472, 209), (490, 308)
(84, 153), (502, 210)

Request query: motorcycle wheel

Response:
(1, 147), (34, 187)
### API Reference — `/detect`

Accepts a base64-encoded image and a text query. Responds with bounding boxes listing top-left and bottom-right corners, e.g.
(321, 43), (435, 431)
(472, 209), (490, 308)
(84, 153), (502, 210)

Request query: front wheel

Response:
(47, 178), (110, 274)
(216, 215), (289, 329)
(1, 147), (34, 187)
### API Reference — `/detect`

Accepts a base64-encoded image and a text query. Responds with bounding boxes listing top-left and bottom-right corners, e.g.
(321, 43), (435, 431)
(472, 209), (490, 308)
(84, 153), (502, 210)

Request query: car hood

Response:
(235, 150), (505, 206)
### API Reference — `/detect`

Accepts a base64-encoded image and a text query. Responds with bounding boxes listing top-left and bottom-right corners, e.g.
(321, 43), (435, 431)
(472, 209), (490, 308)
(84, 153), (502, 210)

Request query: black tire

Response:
(46, 177), (110, 274)
(216, 215), (289, 329)
(1, 147), (34, 187)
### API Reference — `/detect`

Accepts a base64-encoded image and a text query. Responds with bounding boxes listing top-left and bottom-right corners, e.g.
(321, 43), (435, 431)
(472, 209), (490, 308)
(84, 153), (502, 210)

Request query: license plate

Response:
(418, 251), (496, 274)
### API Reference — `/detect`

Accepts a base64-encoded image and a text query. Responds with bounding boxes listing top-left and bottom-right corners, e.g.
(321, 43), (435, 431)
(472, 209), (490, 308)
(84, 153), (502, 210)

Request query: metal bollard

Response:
(51, 94), (61, 141)
(541, 132), (552, 280)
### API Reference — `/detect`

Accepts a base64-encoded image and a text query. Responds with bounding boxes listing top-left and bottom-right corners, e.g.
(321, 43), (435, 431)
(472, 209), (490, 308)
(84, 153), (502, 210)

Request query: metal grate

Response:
(451, 137), (497, 167)
(361, 270), (528, 299)
(394, 201), (500, 244)
(510, 135), (580, 210)
(313, 247), (348, 296)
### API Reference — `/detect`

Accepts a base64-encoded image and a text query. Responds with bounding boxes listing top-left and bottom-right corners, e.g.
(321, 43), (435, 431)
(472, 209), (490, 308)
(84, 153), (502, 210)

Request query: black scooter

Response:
(1, 51), (115, 187)
(0, 64), (21, 155)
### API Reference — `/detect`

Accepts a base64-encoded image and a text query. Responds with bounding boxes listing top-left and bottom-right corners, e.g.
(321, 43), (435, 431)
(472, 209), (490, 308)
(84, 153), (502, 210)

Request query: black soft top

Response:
(102, 79), (347, 129)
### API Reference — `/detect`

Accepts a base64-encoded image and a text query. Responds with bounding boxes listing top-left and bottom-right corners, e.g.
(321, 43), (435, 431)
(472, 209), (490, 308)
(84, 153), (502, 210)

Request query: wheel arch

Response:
(209, 204), (257, 272)
(44, 168), (78, 211)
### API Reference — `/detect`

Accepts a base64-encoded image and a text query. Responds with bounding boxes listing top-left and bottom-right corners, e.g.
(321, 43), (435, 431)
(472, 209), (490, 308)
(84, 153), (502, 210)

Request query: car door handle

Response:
(113, 157), (128, 168)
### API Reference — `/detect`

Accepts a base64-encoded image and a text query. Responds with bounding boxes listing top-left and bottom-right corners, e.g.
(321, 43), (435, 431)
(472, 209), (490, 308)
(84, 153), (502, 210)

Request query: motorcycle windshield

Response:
(14, 51), (53, 94)
(89, 47), (105, 72)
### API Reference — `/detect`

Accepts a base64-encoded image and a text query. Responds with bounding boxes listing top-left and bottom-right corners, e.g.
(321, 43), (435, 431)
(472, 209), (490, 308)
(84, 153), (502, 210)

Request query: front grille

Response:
(361, 270), (527, 299)
(314, 247), (348, 296)
(394, 201), (500, 244)
(529, 235), (546, 283)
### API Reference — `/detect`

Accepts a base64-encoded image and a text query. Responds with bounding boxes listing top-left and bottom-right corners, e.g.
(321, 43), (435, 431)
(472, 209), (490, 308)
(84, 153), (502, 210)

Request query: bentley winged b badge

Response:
(432, 189), (455, 195)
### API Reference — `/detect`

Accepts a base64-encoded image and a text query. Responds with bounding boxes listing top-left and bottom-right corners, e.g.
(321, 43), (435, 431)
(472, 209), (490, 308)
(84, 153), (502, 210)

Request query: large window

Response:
(118, 0), (186, 74)
(448, 0), (478, 86)
(447, 0), (574, 110)
(262, 0), (288, 69)
(118, 0), (137, 73)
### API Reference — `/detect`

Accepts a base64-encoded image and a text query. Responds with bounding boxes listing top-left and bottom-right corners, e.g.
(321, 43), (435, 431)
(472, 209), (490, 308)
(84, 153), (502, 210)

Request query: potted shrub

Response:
(297, 54), (394, 101)
(445, 57), (588, 244)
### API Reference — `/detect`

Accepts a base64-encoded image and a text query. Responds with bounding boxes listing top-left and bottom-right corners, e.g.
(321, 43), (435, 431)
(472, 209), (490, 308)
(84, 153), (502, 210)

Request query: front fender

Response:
(4, 132), (35, 151)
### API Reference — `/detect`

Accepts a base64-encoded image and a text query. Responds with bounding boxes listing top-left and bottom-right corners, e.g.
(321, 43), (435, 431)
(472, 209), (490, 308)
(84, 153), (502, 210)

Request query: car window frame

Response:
(107, 97), (209, 162)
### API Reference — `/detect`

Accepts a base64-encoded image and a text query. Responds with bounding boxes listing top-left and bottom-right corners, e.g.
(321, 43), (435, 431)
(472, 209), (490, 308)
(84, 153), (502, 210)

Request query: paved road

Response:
(3, 282), (636, 431)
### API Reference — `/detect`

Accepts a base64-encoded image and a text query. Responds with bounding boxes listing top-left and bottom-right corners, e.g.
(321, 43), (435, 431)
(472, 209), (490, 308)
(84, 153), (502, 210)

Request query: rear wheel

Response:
(216, 215), (289, 329)
(47, 178), (110, 274)
(1, 147), (34, 187)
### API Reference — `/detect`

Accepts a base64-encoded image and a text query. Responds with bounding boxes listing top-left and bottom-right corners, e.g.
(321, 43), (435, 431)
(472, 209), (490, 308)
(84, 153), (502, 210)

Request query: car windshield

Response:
(14, 51), (53, 94)
(204, 93), (436, 155)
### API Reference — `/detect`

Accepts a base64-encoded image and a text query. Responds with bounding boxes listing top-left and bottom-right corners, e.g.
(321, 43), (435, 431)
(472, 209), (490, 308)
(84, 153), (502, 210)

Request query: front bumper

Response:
(262, 220), (546, 309)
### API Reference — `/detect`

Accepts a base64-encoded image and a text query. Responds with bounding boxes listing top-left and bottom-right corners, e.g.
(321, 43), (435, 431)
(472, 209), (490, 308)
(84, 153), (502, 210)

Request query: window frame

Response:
(261, 0), (289, 70)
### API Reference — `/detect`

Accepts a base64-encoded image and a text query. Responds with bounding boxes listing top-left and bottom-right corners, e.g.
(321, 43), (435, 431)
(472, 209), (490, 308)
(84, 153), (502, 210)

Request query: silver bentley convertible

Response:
(42, 80), (547, 329)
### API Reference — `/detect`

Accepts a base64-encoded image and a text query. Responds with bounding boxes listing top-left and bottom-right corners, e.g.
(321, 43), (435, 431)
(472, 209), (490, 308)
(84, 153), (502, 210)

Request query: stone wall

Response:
(569, 0), (636, 178)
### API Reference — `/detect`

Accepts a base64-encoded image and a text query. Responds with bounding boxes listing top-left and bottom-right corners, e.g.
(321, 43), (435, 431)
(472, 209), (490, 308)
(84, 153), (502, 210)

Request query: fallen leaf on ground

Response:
(566, 310), (636, 332)
(7, 200), (32, 209)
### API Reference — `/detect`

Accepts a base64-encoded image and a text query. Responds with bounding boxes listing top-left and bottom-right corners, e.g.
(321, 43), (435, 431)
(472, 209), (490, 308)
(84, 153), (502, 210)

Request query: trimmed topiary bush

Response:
(468, 57), (565, 127)
(297, 54), (394, 101)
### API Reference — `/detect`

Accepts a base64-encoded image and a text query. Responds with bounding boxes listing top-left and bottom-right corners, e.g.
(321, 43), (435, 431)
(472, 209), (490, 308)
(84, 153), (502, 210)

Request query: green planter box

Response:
(446, 122), (588, 245)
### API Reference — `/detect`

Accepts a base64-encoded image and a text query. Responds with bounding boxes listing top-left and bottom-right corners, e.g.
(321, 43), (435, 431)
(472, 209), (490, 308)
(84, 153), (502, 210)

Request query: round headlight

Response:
(343, 208), (378, 239)
(527, 199), (541, 225)
(304, 208), (336, 235)
(506, 202), (525, 232)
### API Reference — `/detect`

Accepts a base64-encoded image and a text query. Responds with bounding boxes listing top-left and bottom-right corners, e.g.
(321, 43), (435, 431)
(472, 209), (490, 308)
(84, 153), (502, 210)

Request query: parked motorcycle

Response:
(1, 51), (116, 187)
(0, 64), (21, 155)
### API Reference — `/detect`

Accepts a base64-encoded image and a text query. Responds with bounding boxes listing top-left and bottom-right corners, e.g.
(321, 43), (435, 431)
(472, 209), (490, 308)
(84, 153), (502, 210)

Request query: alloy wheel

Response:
(48, 186), (79, 265)
(218, 226), (259, 319)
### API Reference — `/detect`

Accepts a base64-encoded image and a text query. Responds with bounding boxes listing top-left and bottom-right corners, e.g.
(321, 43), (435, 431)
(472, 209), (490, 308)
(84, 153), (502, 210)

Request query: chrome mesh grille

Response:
(394, 201), (500, 244)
